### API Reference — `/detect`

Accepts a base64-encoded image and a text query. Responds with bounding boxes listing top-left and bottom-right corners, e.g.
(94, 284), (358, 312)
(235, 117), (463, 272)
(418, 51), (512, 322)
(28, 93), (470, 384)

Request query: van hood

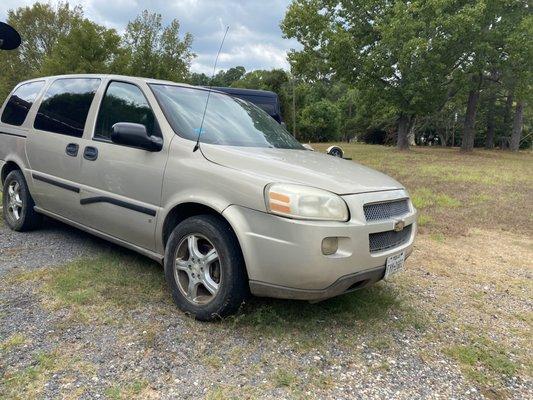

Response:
(201, 144), (403, 195)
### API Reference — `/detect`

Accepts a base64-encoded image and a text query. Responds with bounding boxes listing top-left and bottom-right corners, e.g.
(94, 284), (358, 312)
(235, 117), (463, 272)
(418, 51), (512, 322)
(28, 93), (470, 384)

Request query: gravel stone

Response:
(1, 219), (531, 399)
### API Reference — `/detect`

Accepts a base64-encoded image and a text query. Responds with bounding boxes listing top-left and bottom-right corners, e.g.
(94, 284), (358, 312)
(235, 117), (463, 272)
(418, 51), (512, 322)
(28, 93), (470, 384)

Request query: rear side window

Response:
(34, 78), (100, 137)
(94, 81), (158, 140)
(1, 81), (45, 126)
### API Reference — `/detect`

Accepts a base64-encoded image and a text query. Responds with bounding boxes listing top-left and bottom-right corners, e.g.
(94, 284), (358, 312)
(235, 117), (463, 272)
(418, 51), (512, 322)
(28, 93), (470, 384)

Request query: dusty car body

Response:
(0, 74), (417, 320)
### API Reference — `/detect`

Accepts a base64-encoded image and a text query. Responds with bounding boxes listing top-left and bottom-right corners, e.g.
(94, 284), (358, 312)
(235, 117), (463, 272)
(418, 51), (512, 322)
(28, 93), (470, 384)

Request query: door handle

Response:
(83, 146), (98, 161)
(65, 143), (79, 157)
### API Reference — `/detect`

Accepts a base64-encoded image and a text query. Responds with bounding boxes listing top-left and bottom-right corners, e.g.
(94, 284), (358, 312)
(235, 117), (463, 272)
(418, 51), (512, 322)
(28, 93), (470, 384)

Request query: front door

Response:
(77, 80), (167, 251)
(26, 77), (101, 221)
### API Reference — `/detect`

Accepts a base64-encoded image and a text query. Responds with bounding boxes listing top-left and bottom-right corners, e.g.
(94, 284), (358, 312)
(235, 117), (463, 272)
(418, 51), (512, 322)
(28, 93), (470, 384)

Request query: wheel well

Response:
(162, 202), (226, 246)
(1, 161), (21, 185)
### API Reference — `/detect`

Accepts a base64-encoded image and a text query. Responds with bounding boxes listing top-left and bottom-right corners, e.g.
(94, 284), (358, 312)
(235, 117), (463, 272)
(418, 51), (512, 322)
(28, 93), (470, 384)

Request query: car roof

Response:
(16, 74), (199, 89)
(210, 86), (278, 99)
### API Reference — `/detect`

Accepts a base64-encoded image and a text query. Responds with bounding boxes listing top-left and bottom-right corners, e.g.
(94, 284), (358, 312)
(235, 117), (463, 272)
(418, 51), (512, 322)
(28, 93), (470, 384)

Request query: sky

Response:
(0, 0), (300, 74)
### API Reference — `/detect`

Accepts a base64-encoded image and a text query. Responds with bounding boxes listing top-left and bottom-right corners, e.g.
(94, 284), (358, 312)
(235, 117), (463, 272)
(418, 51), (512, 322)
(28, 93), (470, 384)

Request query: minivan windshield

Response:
(150, 84), (304, 149)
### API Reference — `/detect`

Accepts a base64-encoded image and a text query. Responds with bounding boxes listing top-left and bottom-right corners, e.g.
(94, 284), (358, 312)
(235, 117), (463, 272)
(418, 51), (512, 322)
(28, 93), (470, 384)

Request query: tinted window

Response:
(1, 81), (45, 126)
(150, 84), (303, 149)
(95, 82), (158, 140)
(34, 78), (100, 137)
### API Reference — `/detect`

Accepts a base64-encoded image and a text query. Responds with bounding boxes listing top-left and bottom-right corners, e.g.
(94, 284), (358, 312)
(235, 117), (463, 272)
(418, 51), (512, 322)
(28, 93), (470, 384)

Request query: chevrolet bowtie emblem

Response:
(393, 220), (405, 232)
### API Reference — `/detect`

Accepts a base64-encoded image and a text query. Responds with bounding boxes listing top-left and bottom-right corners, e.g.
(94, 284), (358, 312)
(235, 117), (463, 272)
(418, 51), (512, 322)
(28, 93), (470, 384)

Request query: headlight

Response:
(265, 183), (349, 221)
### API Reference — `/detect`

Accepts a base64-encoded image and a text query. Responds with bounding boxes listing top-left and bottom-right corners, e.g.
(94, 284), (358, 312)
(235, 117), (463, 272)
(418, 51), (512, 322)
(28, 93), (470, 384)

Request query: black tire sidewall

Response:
(164, 215), (247, 321)
(2, 170), (37, 231)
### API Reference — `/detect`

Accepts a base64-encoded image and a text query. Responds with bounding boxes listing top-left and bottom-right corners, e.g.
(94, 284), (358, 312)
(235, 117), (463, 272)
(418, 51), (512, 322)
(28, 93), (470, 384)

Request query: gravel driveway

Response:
(1, 217), (531, 399)
(0, 217), (105, 276)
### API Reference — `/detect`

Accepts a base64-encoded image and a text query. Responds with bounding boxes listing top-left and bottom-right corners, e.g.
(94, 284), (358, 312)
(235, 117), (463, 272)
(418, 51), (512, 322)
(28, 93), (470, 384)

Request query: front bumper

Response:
(223, 189), (417, 300)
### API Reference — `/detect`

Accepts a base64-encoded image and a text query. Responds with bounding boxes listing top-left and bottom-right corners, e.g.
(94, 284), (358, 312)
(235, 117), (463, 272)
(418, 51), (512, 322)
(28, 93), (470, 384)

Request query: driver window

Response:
(94, 81), (159, 141)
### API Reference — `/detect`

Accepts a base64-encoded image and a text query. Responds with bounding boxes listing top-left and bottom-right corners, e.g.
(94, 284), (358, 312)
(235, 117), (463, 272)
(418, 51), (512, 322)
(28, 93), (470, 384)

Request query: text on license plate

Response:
(385, 252), (405, 279)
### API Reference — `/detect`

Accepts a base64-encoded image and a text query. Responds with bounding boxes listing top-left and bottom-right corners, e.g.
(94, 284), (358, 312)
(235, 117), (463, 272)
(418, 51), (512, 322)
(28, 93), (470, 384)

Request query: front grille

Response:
(363, 199), (410, 222)
(369, 225), (412, 253)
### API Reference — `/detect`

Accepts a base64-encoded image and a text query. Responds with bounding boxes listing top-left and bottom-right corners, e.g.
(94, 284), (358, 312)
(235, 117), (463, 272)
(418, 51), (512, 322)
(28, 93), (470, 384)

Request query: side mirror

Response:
(111, 122), (163, 152)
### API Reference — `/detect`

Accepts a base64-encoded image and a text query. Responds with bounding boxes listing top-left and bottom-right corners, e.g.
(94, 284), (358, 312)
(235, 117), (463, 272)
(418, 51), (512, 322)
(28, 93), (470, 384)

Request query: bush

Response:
(298, 99), (341, 142)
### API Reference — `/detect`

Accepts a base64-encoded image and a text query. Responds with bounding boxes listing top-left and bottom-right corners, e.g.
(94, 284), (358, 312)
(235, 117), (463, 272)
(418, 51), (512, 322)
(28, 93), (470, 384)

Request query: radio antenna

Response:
(193, 25), (229, 152)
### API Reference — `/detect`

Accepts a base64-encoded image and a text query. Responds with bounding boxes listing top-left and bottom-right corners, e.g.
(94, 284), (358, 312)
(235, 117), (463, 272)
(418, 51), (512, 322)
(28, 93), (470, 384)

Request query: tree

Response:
(189, 72), (211, 86)
(282, 0), (482, 150)
(504, 12), (532, 151)
(299, 99), (341, 142)
(222, 66), (247, 86)
(233, 69), (289, 93)
(457, 1), (528, 151)
(41, 20), (124, 75)
(123, 10), (194, 81)
(510, 101), (524, 151)
(0, 2), (82, 99)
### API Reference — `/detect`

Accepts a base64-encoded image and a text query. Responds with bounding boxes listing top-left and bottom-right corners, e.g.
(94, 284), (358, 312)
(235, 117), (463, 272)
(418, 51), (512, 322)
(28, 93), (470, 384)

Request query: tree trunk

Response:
(503, 92), (513, 126)
(397, 114), (410, 150)
(510, 101), (524, 151)
(461, 78), (481, 152)
(436, 126), (446, 146)
(485, 92), (496, 149)
(407, 117), (417, 146)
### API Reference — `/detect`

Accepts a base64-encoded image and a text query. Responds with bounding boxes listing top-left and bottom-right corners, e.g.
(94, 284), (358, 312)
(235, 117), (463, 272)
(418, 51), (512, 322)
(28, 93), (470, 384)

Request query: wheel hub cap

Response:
(174, 234), (221, 305)
(7, 181), (23, 221)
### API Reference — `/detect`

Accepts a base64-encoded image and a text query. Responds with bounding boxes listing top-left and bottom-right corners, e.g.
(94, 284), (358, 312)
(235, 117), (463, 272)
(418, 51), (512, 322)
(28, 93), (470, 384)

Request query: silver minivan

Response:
(0, 75), (417, 320)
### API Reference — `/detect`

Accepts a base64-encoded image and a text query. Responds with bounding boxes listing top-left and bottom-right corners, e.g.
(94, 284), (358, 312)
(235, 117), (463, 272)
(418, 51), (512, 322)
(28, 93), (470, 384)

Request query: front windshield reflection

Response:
(150, 84), (304, 149)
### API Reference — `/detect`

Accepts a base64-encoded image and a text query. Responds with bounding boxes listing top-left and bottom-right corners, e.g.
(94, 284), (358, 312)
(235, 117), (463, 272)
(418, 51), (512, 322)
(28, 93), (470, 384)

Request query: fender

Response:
(1, 153), (30, 185)
(155, 193), (232, 255)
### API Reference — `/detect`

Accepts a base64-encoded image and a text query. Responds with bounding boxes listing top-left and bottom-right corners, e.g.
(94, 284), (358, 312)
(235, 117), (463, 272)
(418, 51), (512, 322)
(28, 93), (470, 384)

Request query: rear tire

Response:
(164, 215), (248, 321)
(2, 170), (42, 231)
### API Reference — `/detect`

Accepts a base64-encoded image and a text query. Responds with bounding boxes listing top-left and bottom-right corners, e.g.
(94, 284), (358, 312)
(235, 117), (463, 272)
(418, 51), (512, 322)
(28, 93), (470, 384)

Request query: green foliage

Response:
(0, 1), (530, 148)
(0, 4), (194, 100)
(122, 10), (194, 81)
(298, 99), (341, 142)
(0, 1), (83, 99)
(233, 69), (289, 93)
(41, 20), (124, 75)
(282, 0), (532, 149)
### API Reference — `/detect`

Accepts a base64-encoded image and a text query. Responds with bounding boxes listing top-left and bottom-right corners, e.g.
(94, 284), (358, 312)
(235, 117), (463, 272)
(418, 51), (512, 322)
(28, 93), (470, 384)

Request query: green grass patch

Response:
(469, 193), (491, 205)
(412, 188), (461, 209)
(445, 337), (518, 385)
(43, 253), (165, 308)
(9, 252), (169, 325)
(230, 283), (424, 345)
(105, 380), (148, 400)
(272, 369), (298, 388)
(430, 232), (445, 243)
(201, 354), (223, 369)
(1, 350), (94, 399)
(0, 333), (26, 351)
(417, 213), (433, 227)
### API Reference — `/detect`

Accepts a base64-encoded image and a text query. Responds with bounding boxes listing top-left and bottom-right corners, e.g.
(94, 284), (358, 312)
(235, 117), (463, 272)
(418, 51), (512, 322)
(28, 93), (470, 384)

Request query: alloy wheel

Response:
(7, 181), (23, 221)
(174, 234), (221, 305)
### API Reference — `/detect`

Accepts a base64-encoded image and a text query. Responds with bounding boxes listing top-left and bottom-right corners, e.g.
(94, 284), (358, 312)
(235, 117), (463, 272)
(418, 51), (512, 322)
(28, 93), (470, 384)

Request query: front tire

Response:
(164, 215), (248, 321)
(2, 170), (42, 231)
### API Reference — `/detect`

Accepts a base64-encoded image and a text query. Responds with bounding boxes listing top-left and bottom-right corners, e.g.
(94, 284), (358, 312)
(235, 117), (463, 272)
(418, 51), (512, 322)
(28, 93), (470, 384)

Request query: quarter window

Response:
(94, 81), (158, 141)
(34, 78), (100, 137)
(1, 81), (45, 126)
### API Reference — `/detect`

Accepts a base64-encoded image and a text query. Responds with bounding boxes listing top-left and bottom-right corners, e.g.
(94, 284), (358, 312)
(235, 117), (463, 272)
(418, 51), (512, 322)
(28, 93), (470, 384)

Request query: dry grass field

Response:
(1, 144), (532, 399)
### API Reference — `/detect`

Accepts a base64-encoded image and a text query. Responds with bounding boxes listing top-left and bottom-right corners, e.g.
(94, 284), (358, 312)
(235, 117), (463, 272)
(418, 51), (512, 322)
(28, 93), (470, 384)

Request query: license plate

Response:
(385, 252), (405, 279)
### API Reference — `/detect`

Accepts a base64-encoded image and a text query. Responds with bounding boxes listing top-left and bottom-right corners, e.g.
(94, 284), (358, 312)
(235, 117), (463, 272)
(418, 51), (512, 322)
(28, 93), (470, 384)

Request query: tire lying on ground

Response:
(326, 145), (344, 158)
